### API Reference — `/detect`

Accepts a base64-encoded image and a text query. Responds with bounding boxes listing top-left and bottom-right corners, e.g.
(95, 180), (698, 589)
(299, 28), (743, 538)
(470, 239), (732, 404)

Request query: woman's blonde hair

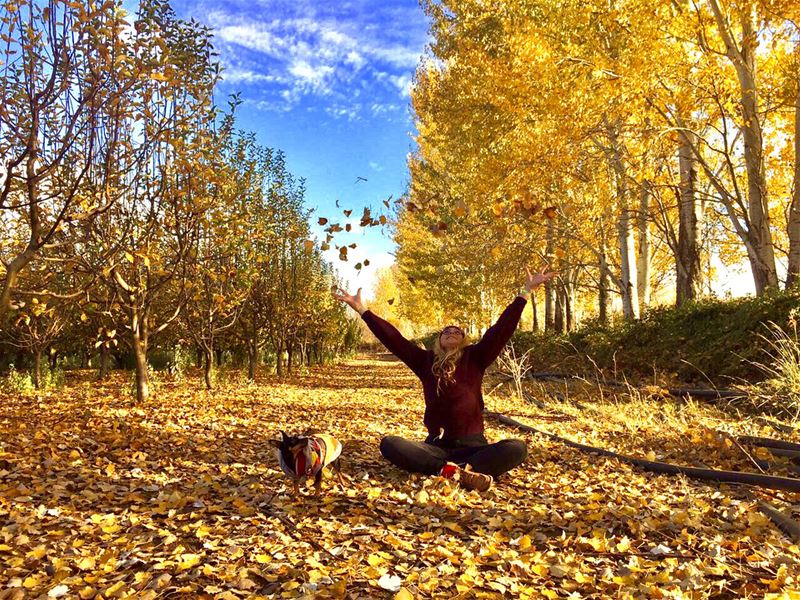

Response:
(432, 332), (470, 394)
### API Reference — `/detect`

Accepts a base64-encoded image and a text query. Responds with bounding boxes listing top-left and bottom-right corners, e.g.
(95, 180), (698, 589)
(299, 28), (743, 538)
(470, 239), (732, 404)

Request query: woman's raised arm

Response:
(472, 266), (557, 370)
(333, 287), (428, 373)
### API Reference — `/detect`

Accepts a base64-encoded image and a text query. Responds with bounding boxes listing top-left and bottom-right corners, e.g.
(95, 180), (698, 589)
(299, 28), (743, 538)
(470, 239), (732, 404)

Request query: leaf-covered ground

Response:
(2, 355), (800, 599)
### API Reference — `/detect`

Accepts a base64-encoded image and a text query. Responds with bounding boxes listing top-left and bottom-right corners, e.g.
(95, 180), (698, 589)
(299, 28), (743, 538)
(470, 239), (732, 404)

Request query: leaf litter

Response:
(1, 356), (800, 598)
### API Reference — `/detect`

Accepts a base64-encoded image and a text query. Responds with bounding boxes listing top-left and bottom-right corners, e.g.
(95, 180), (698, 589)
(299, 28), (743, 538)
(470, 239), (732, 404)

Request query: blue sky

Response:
(165, 0), (431, 296)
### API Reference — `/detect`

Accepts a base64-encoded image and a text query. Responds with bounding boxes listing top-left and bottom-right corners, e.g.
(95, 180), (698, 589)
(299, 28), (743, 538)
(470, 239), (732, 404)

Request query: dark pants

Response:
(379, 434), (527, 478)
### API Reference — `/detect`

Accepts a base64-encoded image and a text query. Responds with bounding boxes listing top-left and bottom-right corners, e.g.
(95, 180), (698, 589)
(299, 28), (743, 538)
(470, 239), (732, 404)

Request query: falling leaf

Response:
(387, 298), (395, 305)
(543, 206), (557, 219)
(318, 217), (328, 226)
(303, 240), (314, 253)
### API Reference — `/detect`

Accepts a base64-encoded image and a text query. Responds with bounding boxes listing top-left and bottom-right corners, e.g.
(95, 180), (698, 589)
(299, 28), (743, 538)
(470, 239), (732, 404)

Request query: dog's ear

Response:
(280, 430), (290, 441)
(268, 438), (282, 448)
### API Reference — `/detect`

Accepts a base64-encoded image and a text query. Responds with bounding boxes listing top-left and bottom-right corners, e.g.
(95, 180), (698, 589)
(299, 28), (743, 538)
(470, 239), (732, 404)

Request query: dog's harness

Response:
(294, 437), (325, 477)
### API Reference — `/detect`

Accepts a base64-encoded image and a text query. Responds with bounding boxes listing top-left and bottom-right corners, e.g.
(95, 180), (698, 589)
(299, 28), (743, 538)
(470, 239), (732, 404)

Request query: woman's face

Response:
(439, 326), (464, 351)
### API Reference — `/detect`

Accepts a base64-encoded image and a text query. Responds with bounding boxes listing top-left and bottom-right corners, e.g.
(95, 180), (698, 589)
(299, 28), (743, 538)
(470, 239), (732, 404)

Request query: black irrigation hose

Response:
(757, 501), (800, 543)
(739, 436), (800, 452)
(525, 372), (749, 400)
(485, 410), (800, 493)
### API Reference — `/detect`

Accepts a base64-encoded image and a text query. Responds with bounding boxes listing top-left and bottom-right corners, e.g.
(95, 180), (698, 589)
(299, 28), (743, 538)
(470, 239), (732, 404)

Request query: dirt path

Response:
(0, 355), (798, 598)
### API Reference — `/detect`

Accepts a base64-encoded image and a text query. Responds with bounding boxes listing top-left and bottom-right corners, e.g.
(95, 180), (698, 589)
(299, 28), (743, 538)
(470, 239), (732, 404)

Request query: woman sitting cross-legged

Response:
(334, 266), (556, 492)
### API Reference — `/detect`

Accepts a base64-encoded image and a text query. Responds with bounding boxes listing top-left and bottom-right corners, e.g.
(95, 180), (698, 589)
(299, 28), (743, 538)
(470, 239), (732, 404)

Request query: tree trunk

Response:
(203, 346), (213, 390)
(275, 340), (284, 377)
(709, 0), (777, 294)
(787, 66), (800, 288)
(637, 181), (651, 309)
(33, 349), (42, 390)
(247, 341), (257, 381)
(598, 229), (610, 324)
(606, 119), (639, 319)
(544, 220), (556, 330)
(530, 290), (539, 332)
(287, 343), (294, 374)
(564, 277), (577, 331)
(676, 135), (703, 305)
(132, 324), (149, 404)
(554, 287), (565, 333)
(98, 345), (110, 380)
(215, 347), (223, 368)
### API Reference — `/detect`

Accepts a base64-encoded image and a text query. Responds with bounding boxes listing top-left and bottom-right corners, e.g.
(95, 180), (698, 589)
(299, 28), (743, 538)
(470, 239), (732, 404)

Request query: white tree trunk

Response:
(637, 181), (651, 309)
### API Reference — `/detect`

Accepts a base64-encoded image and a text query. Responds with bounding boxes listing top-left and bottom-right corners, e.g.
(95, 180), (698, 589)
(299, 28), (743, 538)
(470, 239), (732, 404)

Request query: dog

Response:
(269, 431), (344, 495)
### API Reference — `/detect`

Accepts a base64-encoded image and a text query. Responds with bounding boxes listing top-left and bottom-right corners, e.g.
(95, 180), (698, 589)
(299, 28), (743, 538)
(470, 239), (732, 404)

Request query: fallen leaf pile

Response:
(2, 356), (800, 598)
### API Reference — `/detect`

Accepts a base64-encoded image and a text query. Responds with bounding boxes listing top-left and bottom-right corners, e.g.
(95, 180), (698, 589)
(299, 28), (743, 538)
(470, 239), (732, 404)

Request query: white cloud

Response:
(221, 67), (284, 84)
(369, 161), (383, 172)
(344, 50), (365, 69)
(367, 45), (422, 69)
(205, 8), (426, 114)
(288, 60), (335, 92)
(388, 74), (412, 97)
(370, 102), (400, 116)
(324, 104), (361, 121)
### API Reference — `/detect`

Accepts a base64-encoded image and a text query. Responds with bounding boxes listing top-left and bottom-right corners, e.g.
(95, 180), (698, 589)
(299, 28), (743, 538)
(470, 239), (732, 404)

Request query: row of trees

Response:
(392, 0), (800, 332)
(0, 0), (358, 399)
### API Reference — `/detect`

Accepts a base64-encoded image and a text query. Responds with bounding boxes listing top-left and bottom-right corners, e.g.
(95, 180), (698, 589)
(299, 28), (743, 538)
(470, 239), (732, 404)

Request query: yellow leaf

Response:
(518, 535), (531, 550)
(395, 588), (415, 600)
(177, 553), (202, 570)
(76, 556), (96, 570)
(367, 553), (383, 567)
(531, 564), (549, 577)
(124, 251), (135, 263)
(574, 572), (594, 584)
(104, 581), (126, 597)
(254, 553), (270, 564)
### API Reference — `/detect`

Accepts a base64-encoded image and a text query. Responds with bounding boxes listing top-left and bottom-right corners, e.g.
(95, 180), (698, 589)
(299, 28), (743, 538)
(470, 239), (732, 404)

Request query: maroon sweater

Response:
(361, 296), (527, 441)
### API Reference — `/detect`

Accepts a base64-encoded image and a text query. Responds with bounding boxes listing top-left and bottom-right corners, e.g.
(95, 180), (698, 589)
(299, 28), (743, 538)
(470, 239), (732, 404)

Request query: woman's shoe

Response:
(439, 462), (493, 492)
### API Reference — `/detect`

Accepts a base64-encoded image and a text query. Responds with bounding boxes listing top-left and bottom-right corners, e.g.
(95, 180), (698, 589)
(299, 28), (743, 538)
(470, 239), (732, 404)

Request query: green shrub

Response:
(169, 344), (195, 380)
(40, 364), (66, 390)
(507, 290), (800, 384)
(2, 365), (35, 394)
(752, 316), (800, 415)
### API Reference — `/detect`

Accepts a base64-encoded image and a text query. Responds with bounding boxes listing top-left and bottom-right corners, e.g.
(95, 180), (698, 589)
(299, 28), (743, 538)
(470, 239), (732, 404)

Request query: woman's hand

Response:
(333, 287), (366, 315)
(523, 265), (558, 293)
